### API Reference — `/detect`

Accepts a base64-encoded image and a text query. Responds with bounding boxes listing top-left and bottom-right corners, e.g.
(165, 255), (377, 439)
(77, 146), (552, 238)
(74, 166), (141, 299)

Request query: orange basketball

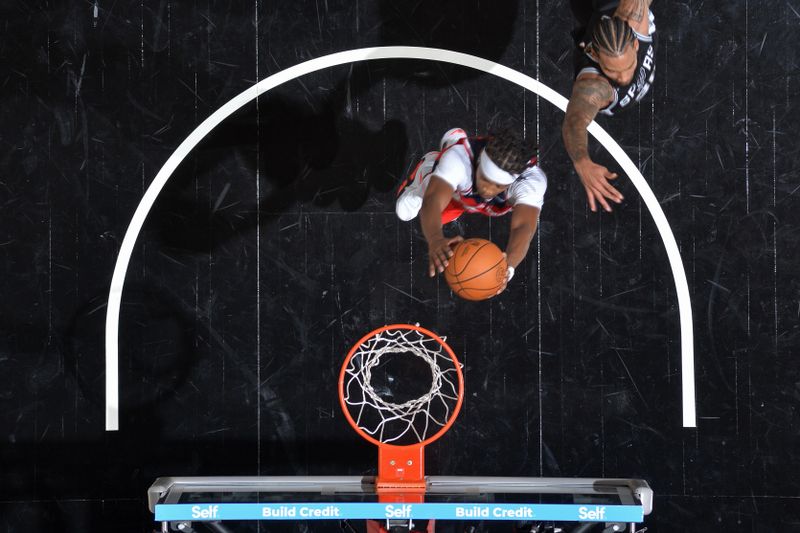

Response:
(444, 238), (507, 301)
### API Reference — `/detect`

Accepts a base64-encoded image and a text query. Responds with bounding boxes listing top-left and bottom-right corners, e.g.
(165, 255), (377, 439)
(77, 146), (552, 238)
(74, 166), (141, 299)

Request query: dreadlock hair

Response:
(484, 127), (538, 175)
(592, 16), (636, 57)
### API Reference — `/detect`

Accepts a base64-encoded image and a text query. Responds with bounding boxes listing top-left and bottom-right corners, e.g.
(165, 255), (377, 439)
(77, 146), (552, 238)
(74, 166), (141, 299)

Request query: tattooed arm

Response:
(615, 0), (652, 35)
(562, 75), (624, 212)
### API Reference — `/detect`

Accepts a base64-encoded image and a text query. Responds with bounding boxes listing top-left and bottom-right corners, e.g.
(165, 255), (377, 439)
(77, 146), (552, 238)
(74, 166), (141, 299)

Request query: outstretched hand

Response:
(574, 159), (623, 212)
(427, 235), (464, 277)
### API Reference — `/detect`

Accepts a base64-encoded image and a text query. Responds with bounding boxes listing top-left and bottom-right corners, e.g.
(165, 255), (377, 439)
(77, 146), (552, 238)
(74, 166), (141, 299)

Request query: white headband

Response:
(479, 150), (519, 185)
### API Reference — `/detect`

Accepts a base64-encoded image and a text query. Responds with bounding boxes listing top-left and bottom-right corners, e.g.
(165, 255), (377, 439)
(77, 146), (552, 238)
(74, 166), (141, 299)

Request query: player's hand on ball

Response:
(428, 235), (464, 277)
(574, 158), (623, 212)
(495, 256), (512, 296)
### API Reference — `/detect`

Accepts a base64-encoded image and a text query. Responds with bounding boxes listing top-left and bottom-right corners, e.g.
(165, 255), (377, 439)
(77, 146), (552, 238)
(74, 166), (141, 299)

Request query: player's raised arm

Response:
(420, 175), (463, 277)
(562, 75), (622, 212)
(614, 0), (653, 35)
(493, 203), (541, 295)
(505, 204), (540, 271)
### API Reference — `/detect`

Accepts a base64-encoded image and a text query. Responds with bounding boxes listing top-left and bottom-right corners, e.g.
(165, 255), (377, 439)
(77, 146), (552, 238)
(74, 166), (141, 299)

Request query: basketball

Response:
(444, 238), (507, 301)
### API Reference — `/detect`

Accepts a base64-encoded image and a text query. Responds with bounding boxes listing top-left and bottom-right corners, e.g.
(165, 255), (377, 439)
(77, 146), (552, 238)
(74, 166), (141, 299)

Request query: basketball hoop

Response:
(338, 324), (464, 501)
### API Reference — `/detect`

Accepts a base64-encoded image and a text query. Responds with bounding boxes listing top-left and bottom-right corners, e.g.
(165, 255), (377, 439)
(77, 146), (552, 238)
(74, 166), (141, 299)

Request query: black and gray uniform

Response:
(572, 1), (657, 116)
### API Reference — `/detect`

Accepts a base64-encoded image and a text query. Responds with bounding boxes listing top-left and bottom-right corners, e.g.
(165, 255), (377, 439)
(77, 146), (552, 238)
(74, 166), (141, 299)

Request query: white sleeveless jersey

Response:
(432, 138), (547, 214)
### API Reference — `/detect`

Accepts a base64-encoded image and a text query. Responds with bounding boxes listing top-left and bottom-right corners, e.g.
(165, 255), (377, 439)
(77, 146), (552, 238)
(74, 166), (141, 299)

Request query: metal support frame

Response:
(148, 475), (653, 516)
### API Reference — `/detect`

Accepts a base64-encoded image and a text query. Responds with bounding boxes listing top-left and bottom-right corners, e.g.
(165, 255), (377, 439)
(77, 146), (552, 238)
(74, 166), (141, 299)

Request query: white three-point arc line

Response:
(105, 46), (696, 430)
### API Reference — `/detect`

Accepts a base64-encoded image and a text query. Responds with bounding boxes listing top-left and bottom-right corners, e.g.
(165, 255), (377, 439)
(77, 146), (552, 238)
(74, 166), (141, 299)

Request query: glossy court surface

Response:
(1, 1), (798, 531)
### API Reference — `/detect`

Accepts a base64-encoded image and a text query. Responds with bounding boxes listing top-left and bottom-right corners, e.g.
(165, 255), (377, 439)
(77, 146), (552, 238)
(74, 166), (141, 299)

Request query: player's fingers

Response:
(609, 186), (624, 203)
(431, 250), (445, 271)
(593, 176), (616, 197)
(585, 188), (598, 212)
(436, 249), (449, 270)
(600, 181), (622, 202)
(446, 236), (462, 255)
(428, 259), (436, 277)
(595, 190), (612, 212)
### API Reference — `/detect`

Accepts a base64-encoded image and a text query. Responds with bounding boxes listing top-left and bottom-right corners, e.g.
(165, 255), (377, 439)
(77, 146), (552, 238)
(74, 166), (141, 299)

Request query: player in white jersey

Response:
(395, 127), (547, 294)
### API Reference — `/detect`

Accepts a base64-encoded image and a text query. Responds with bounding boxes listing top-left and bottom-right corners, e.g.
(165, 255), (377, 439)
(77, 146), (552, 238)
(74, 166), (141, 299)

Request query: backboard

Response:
(148, 475), (652, 532)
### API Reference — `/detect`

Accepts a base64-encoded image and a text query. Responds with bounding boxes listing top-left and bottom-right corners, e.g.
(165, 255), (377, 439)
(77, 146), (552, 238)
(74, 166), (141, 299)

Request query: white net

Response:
(341, 327), (463, 446)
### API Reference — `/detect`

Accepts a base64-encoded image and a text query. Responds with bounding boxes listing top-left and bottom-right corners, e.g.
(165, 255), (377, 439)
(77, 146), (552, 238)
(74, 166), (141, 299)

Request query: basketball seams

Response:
(452, 257), (506, 285)
(450, 240), (491, 277)
(457, 286), (502, 301)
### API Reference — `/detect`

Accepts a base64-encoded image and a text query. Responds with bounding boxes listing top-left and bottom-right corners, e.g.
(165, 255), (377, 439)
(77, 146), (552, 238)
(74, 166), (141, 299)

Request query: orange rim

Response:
(338, 323), (464, 448)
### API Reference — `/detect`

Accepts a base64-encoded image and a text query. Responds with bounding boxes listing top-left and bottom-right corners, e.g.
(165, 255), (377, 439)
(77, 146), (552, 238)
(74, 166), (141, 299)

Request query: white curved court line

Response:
(105, 46), (695, 430)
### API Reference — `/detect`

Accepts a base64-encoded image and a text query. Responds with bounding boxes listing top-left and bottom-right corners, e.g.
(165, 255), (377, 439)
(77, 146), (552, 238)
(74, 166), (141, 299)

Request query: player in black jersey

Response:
(562, 0), (656, 212)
